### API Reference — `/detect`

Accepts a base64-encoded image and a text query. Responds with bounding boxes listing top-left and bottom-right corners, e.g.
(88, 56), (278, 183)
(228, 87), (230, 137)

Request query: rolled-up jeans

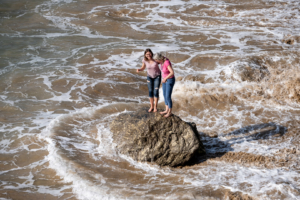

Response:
(162, 77), (175, 108)
(147, 75), (161, 98)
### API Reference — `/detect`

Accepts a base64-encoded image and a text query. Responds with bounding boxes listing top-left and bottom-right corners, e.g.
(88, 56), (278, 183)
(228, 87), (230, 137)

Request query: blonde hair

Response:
(153, 53), (164, 61)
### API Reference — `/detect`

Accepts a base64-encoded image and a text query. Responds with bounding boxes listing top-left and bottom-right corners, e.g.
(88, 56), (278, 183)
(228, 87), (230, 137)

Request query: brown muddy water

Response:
(0, 0), (300, 199)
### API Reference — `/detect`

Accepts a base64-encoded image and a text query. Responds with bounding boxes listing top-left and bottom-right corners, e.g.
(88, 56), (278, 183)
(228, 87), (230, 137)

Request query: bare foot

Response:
(153, 108), (157, 112)
(164, 113), (173, 118)
(159, 110), (168, 115)
(148, 107), (154, 112)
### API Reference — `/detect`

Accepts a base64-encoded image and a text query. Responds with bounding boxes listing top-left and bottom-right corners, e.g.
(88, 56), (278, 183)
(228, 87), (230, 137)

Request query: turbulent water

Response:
(1, 0), (300, 199)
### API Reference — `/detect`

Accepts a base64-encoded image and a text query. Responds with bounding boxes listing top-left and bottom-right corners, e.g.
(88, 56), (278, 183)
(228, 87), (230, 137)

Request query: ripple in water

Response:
(0, 0), (300, 199)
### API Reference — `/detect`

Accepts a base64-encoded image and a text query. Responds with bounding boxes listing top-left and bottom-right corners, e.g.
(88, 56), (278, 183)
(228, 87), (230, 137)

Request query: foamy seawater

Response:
(1, 0), (300, 199)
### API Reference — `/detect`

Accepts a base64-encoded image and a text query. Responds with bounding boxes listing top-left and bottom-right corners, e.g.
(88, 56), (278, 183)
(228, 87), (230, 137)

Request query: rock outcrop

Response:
(233, 63), (269, 82)
(110, 108), (205, 167)
(224, 190), (254, 200)
(282, 35), (300, 45)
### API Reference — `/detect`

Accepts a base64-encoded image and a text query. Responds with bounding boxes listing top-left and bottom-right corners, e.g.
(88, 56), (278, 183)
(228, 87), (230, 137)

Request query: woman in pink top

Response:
(153, 53), (175, 118)
(137, 49), (161, 112)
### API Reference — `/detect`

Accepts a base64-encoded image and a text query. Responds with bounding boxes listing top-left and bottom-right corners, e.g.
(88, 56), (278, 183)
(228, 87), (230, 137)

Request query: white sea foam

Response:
(1, 0), (300, 199)
(36, 101), (300, 199)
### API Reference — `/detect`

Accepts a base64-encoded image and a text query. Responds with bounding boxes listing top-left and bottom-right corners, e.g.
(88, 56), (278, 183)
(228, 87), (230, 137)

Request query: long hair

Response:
(144, 49), (153, 61)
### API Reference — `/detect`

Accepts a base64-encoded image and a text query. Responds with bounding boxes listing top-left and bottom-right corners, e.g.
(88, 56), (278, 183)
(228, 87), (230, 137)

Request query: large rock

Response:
(110, 108), (206, 167)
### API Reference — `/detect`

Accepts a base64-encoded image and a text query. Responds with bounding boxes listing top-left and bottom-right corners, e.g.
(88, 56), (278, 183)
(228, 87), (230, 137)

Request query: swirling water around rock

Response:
(1, 0), (300, 199)
(110, 107), (206, 167)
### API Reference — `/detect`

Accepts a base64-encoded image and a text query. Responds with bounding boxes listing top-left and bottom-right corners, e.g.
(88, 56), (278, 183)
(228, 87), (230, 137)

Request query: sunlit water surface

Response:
(0, 0), (300, 199)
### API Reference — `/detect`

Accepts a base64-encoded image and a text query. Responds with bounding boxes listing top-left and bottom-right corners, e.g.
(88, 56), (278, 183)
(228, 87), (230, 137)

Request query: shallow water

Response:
(1, 0), (300, 199)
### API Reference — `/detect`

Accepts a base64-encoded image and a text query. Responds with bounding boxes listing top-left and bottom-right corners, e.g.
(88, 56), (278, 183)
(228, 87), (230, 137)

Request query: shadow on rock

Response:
(187, 122), (287, 165)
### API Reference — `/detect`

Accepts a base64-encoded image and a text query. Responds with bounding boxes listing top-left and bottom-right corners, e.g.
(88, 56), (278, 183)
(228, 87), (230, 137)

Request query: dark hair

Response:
(144, 49), (153, 61)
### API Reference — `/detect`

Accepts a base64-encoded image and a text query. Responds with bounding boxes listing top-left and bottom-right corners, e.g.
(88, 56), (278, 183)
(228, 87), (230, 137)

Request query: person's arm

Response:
(137, 62), (146, 72)
(162, 65), (174, 83)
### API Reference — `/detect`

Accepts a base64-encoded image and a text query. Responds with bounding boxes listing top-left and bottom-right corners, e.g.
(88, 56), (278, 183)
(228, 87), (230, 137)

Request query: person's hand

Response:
(136, 69), (139, 73)
(162, 78), (167, 83)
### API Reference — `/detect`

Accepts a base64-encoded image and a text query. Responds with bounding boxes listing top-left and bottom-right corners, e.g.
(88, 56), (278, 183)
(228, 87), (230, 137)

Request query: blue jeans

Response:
(147, 75), (161, 98)
(162, 77), (175, 108)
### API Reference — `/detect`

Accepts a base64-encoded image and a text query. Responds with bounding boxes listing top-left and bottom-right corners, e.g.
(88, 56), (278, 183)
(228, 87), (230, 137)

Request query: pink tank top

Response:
(161, 58), (174, 79)
(142, 59), (161, 78)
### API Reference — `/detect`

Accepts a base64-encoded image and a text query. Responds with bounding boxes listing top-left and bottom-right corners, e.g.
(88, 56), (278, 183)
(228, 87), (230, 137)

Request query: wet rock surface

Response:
(110, 108), (206, 167)
(225, 190), (254, 200)
(233, 62), (269, 82)
(282, 35), (300, 45)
